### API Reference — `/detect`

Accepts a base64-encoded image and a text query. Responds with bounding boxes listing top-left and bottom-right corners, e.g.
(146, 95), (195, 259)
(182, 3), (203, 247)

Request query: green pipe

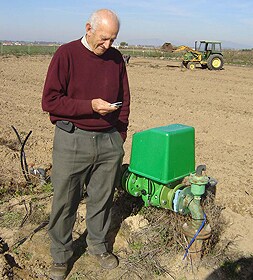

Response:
(160, 183), (185, 210)
(186, 195), (205, 228)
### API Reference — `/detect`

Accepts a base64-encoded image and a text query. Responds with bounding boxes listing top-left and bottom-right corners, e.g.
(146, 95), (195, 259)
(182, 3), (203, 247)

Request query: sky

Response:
(1, 0), (253, 48)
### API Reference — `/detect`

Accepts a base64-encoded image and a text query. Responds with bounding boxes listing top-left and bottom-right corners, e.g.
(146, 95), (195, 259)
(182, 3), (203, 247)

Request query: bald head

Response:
(86, 9), (120, 56)
(88, 9), (120, 32)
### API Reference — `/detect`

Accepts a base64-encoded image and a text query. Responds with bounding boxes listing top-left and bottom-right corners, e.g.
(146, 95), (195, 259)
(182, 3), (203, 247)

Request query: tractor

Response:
(174, 40), (224, 70)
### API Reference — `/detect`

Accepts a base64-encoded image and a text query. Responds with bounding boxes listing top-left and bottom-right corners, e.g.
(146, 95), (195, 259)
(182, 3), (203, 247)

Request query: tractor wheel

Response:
(187, 62), (196, 70)
(207, 54), (224, 70)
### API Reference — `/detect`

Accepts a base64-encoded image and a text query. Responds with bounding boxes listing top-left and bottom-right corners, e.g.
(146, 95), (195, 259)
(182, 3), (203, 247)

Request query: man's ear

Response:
(86, 23), (92, 35)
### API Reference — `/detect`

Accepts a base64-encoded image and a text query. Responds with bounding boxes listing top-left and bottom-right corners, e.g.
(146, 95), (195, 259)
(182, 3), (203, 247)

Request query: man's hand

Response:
(92, 98), (120, 116)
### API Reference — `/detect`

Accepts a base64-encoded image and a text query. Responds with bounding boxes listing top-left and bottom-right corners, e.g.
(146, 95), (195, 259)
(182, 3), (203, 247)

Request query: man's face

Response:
(86, 21), (118, 56)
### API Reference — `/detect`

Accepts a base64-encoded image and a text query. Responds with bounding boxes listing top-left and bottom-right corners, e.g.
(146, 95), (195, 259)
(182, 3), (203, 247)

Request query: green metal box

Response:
(128, 124), (195, 184)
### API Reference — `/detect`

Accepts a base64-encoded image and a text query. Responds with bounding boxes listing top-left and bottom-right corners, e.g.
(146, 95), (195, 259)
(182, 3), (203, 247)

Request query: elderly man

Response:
(42, 9), (130, 279)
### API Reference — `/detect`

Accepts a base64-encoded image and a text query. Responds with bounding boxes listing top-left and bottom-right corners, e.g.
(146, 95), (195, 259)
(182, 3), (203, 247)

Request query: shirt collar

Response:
(81, 35), (92, 51)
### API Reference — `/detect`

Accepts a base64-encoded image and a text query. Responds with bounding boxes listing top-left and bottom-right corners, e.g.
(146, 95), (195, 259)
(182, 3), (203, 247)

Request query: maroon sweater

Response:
(42, 39), (130, 140)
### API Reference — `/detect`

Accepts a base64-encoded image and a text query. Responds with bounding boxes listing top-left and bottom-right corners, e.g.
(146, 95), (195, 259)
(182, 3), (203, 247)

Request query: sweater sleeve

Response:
(42, 47), (93, 117)
(115, 62), (131, 141)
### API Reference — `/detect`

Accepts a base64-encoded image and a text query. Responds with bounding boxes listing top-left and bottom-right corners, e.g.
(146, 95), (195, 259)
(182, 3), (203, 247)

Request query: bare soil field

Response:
(0, 55), (253, 279)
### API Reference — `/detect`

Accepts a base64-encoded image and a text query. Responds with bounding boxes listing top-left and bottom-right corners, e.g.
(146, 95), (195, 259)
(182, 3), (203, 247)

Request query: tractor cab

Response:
(195, 40), (222, 61)
(196, 40), (222, 52)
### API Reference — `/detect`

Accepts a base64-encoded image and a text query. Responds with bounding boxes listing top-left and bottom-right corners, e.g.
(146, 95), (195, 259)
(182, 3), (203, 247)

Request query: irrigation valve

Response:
(121, 124), (216, 260)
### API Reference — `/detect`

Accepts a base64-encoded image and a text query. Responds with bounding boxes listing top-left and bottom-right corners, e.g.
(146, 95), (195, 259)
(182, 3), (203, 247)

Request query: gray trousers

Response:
(48, 126), (124, 263)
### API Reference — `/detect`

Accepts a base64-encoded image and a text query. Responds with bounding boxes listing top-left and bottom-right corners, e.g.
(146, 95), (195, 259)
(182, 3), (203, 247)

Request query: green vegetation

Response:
(120, 48), (253, 66)
(129, 241), (144, 251)
(0, 44), (58, 56)
(223, 49), (253, 66)
(1, 211), (23, 228)
(120, 47), (180, 59)
(1, 43), (253, 66)
(41, 182), (53, 193)
(120, 41), (128, 47)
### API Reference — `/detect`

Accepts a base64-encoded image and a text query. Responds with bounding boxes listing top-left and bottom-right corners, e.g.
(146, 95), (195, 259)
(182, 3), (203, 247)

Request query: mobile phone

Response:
(110, 102), (122, 107)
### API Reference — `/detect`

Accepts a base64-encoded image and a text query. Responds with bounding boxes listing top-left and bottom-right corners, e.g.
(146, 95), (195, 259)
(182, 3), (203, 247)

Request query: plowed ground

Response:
(0, 56), (253, 279)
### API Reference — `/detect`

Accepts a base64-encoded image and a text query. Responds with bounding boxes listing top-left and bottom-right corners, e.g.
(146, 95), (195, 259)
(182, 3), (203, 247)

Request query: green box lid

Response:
(129, 124), (195, 184)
